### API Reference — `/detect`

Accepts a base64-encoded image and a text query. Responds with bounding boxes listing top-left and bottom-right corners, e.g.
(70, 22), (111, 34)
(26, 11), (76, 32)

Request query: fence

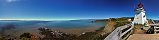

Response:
(104, 24), (133, 40)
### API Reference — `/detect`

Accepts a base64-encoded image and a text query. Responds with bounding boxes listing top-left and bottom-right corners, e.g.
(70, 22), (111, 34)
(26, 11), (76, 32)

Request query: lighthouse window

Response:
(143, 15), (146, 17)
(140, 9), (143, 10)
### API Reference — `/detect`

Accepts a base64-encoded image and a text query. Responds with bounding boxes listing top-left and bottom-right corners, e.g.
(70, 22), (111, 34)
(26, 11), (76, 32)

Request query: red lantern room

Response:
(138, 3), (143, 8)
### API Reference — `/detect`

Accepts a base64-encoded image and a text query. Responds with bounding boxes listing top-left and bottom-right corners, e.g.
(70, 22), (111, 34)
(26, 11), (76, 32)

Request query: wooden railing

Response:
(104, 24), (134, 40)
(151, 24), (159, 34)
(150, 20), (159, 34)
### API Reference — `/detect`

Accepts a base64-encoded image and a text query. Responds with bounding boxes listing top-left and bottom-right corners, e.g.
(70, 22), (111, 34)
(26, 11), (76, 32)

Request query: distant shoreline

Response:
(50, 26), (102, 35)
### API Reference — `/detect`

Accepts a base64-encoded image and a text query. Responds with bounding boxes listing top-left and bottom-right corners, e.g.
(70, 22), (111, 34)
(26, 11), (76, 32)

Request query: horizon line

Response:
(0, 18), (108, 21)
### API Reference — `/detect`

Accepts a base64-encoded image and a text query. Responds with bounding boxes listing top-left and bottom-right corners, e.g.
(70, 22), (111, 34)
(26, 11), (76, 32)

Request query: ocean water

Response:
(0, 20), (106, 36)
(0, 20), (106, 29)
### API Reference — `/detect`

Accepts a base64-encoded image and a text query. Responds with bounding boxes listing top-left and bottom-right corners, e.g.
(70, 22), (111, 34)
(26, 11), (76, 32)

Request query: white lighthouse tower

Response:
(132, 2), (148, 25)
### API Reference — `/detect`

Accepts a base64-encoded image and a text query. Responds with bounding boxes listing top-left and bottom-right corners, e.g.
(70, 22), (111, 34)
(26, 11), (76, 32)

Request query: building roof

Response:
(138, 1), (144, 8)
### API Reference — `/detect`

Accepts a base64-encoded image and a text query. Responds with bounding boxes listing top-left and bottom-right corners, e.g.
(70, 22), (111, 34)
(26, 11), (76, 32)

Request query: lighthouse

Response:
(132, 2), (148, 25)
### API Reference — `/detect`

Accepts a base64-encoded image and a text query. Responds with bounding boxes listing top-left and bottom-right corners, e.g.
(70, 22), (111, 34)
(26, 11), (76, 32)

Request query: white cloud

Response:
(6, 0), (17, 3)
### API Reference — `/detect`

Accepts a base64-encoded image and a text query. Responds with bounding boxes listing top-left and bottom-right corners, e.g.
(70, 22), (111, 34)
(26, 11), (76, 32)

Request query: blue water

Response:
(0, 20), (106, 29)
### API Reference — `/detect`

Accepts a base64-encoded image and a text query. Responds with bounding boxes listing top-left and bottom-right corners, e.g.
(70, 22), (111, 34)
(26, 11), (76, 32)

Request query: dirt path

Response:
(128, 34), (159, 40)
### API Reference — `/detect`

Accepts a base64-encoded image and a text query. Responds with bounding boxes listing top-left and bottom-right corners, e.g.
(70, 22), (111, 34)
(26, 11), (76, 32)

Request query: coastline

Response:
(0, 26), (103, 37)
(50, 26), (102, 35)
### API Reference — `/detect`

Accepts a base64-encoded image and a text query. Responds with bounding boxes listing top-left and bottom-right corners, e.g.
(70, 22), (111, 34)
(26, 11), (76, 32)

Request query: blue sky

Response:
(0, 0), (159, 20)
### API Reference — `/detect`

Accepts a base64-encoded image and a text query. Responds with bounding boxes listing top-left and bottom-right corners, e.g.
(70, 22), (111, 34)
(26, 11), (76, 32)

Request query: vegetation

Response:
(19, 32), (32, 39)
(93, 17), (131, 40)
(109, 18), (131, 28)
(38, 27), (77, 40)
(133, 24), (146, 34)
(95, 19), (108, 22)
(37, 27), (109, 40)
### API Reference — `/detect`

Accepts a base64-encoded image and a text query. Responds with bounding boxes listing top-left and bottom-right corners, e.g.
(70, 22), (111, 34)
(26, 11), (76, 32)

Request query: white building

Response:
(132, 2), (148, 25)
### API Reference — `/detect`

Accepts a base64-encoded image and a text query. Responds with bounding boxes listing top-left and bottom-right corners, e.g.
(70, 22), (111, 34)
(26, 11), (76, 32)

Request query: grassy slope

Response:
(102, 18), (131, 36)
(133, 24), (146, 34)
